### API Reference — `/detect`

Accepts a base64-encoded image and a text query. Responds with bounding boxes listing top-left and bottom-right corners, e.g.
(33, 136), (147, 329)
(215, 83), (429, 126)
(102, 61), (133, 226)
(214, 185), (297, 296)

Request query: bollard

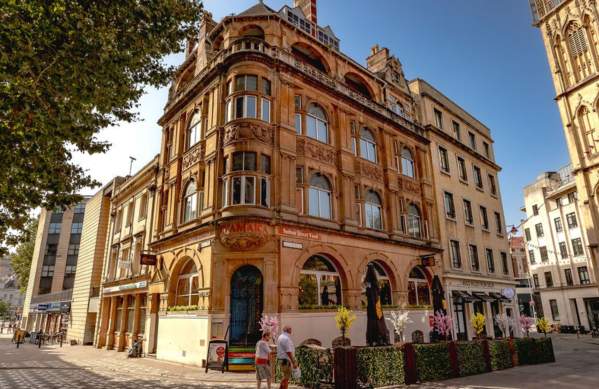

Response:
(60, 334), (63, 348)
(38, 335), (42, 348)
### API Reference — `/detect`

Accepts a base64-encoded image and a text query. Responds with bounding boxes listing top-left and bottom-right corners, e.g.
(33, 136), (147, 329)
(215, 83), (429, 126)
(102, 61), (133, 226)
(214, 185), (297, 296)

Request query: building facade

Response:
(522, 166), (599, 330)
(530, 0), (599, 295)
(95, 158), (158, 353)
(409, 80), (518, 340)
(146, 0), (447, 367)
(509, 236), (535, 317)
(22, 199), (89, 334)
(0, 257), (24, 320)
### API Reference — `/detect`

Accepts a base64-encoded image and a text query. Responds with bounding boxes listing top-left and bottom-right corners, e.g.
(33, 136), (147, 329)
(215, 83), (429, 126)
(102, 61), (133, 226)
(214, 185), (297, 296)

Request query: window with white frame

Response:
(359, 128), (377, 163)
(306, 104), (329, 143)
(187, 109), (202, 149)
(364, 190), (382, 230)
(175, 260), (201, 306)
(407, 204), (421, 238)
(401, 148), (415, 178)
(408, 266), (431, 306)
(308, 173), (332, 219)
(182, 180), (197, 222)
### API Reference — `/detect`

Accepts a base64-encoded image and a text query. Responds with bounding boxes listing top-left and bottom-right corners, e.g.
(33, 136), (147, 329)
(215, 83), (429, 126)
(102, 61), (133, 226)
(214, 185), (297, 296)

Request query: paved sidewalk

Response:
(0, 335), (294, 388)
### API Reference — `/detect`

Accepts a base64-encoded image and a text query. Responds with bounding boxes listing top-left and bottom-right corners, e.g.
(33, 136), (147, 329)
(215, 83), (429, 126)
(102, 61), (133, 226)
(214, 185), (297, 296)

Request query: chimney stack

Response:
(293, 0), (317, 24)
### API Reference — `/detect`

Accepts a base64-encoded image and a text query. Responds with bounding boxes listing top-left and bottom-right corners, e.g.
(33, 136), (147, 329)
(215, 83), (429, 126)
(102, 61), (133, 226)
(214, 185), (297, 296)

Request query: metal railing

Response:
(31, 289), (72, 304)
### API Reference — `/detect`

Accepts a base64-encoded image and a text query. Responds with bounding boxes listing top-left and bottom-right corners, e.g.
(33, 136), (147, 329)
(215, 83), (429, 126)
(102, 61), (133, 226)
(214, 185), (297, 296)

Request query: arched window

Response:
(407, 266), (431, 306)
(407, 204), (421, 238)
(306, 104), (329, 143)
(299, 255), (342, 307)
(359, 128), (377, 163)
(579, 106), (598, 153)
(364, 190), (382, 230)
(182, 181), (197, 222)
(187, 110), (201, 149)
(401, 148), (415, 178)
(367, 261), (393, 305)
(566, 22), (593, 81)
(345, 73), (373, 99)
(308, 173), (332, 219)
(175, 260), (201, 306)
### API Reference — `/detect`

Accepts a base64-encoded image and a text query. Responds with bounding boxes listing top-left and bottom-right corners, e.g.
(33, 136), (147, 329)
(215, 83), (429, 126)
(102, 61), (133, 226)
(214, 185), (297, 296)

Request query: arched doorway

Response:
(229, 265), (263, 345)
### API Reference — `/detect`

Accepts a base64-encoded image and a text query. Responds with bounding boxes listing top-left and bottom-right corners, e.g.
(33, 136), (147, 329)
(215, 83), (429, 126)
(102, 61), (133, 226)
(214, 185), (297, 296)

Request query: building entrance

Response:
(229, 265), (263, 345)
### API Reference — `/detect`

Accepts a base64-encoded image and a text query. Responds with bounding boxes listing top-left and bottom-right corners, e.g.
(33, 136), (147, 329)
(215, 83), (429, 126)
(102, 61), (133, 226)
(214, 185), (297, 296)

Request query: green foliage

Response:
(414, 343), (453, 382)
(9, 218), (38, 292)
(167, 305), (199, 312)
(0, 0), (203, 253)
(456, 341), (487, 376)
(489, 340), (512, 370)
(275, 346), (333, 386)
(515, 337), (555, 365)
(298, 304), (342, 311)
(356, 346), (404, 387)
(0, 300), (9, 319)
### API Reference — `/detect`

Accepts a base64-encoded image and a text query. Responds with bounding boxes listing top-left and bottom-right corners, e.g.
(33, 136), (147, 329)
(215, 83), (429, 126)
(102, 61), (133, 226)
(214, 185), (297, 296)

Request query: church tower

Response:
(531, 0), (599, 289)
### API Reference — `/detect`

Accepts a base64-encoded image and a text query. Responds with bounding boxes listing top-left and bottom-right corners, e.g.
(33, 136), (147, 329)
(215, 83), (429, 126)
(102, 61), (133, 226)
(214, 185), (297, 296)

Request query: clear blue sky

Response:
(75, 0), (569, 229)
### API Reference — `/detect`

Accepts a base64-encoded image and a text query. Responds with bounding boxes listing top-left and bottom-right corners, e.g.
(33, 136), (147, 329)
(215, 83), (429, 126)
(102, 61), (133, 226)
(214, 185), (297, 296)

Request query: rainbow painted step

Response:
(228, 345), (255, 372)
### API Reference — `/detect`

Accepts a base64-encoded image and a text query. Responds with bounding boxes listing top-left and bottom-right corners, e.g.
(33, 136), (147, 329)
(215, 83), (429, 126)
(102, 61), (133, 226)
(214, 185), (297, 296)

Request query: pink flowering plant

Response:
(433, 310), (453, 340)
(519, 315), (535, 337)
(259, 314), (279, 341)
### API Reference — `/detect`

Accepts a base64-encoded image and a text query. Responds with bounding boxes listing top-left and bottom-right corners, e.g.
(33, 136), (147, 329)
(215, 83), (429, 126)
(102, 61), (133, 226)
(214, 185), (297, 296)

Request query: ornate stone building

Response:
(530, 0), (599, 294)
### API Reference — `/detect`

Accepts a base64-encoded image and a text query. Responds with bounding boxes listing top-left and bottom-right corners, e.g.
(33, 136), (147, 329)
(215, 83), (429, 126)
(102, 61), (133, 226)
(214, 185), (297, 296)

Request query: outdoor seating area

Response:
(283, 337), (555, 388)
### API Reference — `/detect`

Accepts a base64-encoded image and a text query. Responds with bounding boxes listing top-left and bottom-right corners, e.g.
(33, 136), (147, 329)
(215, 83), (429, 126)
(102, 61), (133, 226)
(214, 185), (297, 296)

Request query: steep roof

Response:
(237, 1), (276, 17)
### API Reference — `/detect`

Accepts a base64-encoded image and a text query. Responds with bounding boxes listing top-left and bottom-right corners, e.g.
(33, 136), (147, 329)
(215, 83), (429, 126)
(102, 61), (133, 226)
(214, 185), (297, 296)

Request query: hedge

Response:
(456, 341), (487, 376)
(356, 346), (404, 387)
(515, 337), (555, 365)
(277, 346), (333, 387)
(489, 340), (512, 370)
(413, 343), (453, 382)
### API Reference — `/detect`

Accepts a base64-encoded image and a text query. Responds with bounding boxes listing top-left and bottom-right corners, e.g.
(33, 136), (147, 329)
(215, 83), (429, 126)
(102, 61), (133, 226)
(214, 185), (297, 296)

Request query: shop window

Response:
(364, 190), (382, 230)
(306, 104), (329, 144)
(365, 261), (392, 305)
(401, 148), (415, 178)
(175, 260), (201, 306)
(407, 204), (421, 238)
(359, 128), (377, 163)
(407, 266), (431, 306)
(182, 180), (197, 222)
(299, 255), (342, 307)
(308, 173), (332, 219)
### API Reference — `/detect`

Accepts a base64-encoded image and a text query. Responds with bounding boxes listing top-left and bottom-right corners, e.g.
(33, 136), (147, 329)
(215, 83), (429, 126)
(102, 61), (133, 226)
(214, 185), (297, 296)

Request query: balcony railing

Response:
(530, 0), (565, 22)
(166, 38), (422, 138)
(31, 289), (73, 304)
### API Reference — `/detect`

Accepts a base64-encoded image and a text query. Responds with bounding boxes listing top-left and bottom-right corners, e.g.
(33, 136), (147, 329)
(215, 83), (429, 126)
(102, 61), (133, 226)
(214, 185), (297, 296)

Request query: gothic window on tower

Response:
(567, 23), (592, 81)
(578, 106), (598, 155)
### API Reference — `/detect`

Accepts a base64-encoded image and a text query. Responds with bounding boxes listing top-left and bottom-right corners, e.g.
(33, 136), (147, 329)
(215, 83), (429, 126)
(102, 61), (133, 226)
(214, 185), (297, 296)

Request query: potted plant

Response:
(471, 313), (486, 339)
(335, 306), (356, 344)
(518, 315), (535, 337)
(494, 314), (515, 339)
(536, 317), (550, 337)
(386, 310), (411, 344)
(433, 310), (453, 341)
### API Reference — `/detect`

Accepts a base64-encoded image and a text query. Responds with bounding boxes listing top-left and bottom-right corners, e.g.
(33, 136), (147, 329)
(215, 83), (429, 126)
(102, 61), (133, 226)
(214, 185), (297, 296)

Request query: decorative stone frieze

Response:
(223, 121), (274, 146)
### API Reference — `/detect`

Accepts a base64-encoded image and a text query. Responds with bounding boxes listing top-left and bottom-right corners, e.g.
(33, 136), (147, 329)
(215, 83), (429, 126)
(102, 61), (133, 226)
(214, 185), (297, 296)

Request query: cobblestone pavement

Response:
(1, 334), (599, 388)
(0, 335), (294, 389)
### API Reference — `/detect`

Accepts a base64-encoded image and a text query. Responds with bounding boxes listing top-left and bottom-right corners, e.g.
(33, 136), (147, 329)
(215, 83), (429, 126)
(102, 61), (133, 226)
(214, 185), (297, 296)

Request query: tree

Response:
(10, 218), (38, 293)
(0, 300), (9, 320)
(0, 0), (203, 253)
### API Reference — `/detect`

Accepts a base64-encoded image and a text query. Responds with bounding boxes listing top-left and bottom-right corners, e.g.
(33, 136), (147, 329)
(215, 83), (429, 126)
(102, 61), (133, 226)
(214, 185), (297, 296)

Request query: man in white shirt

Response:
(276, 325), (297, 389)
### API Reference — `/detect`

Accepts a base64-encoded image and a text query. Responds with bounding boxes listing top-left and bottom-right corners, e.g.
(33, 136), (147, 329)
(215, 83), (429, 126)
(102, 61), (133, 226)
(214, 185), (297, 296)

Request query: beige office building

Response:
(530, 0), (599, 294)
(522, 166), (599, 329)
(410, 80), (518, 340)
(22, 199), (89, 333)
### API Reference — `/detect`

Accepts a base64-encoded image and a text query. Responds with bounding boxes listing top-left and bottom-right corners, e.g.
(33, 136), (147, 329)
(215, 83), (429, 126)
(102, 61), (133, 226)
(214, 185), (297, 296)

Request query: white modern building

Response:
(522, 166), (599, 331)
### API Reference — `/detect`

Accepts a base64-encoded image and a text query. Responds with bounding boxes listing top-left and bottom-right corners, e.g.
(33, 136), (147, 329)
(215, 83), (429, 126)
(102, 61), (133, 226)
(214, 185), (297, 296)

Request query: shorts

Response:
(256, 364), (272, 380)
(278, 359), (292, 380)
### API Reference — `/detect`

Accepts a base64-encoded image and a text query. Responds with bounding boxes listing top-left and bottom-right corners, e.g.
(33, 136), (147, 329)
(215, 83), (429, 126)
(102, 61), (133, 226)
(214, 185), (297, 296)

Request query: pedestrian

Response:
(276, 325), (297, 389)
(255, 331), (272, 389)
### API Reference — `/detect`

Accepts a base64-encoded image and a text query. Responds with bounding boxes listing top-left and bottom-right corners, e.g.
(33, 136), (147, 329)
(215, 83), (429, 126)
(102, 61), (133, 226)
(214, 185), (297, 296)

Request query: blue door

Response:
(230, 266), (263, 345)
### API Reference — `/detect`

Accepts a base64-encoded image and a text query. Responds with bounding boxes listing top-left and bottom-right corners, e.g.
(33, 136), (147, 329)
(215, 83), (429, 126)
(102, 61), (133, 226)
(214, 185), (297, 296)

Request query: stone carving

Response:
(182, 143), (204, 169)
(360, 161), (383, 182)
(223, 122), (273, 146)
(218, 221), (269, 251)
(296, 138), (336, 165)
(400, 177), (421, 195)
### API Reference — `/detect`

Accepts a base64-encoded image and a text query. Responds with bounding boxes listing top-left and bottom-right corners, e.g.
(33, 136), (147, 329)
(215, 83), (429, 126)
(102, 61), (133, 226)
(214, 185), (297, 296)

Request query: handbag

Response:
(292, 366), (301, 380)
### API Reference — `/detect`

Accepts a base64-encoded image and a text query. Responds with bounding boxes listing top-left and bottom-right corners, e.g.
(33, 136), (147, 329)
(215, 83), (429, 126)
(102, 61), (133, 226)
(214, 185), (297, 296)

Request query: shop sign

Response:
(140, 252), (157, 266)
(461, 280), (494, 289)
(205, 340), (228, 373)
(60, 302), (71, 312)
(218, 221), (269, 250)
(36, 304), (49, 312)
(420, 255), (435, 267)
(103, 280), (148, 294)
(47, 302), (62, 312)
(282, 241), (303, 250)
(277, 225), (320, 240)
